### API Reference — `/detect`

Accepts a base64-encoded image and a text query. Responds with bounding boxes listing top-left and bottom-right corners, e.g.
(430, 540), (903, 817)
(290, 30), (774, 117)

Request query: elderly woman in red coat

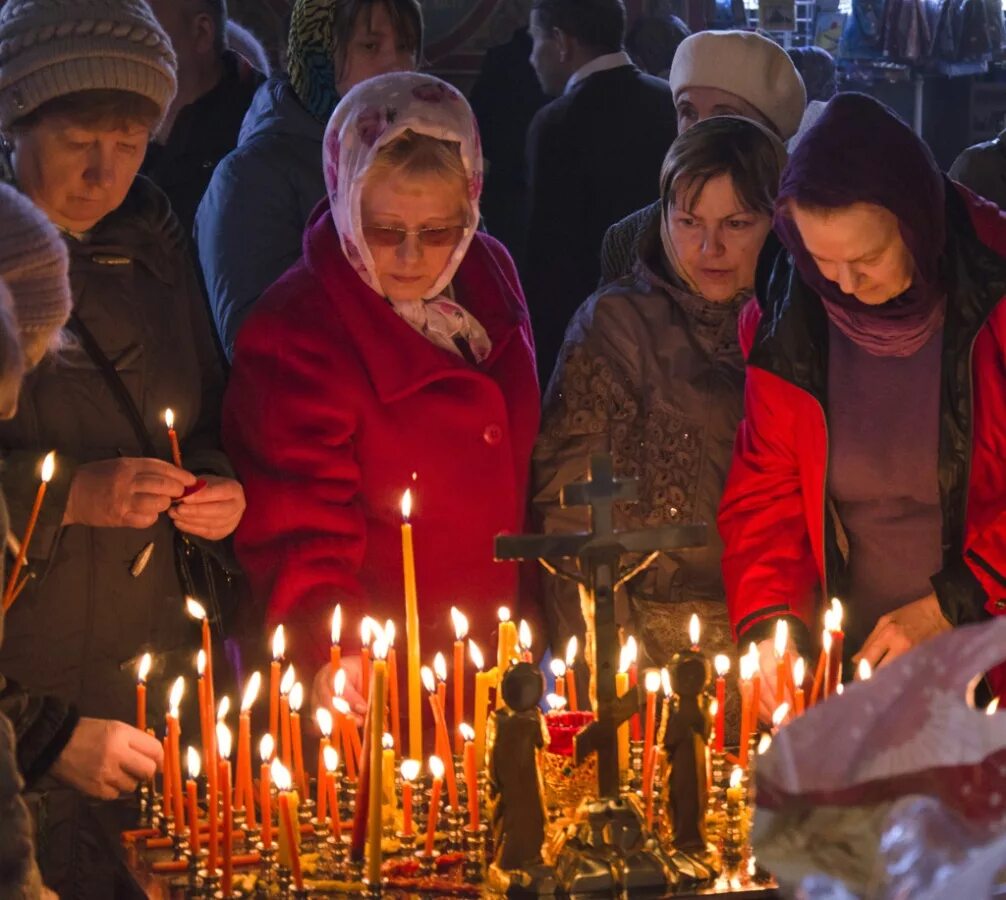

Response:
(223, 72), (540, 719)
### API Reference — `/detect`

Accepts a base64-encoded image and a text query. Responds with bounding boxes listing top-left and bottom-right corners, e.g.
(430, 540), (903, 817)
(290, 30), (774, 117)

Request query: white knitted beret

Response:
(669, 30), (807, 141)
(0, 0), (177, 129)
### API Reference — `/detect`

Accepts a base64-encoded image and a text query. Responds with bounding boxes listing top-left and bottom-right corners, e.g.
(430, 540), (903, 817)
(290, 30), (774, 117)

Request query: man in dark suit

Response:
(524, 0), (677, 385)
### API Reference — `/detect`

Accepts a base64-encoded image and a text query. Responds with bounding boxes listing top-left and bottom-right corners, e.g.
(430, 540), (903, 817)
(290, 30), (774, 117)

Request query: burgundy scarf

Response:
(775, 93), (946, 357)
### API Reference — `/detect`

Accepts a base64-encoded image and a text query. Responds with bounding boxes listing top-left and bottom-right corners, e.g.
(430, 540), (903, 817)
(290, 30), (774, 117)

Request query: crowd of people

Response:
(0, 0), (1005, 896)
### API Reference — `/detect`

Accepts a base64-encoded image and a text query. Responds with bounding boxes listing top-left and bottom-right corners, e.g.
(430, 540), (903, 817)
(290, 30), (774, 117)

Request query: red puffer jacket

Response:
(718, 185), (1006, 695)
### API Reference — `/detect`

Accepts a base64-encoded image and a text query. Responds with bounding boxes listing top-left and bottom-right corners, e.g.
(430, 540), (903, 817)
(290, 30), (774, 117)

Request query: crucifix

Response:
(495, 454), (706, 799)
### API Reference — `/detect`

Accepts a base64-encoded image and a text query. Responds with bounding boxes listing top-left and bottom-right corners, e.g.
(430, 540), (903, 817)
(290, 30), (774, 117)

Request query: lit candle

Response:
(209, 697), (229, 874)
(726, 765), (744, 813)
(236, 672), (260, 827)
(324, 746), (341, 839)
(401, 490), (423, 761)
(450, 608), (468, 755)
(423, 666), (459, 810)
(564, 637), (579, 712)
(774, 619), (789, 709)
(3, 451), (55, 611)
(381, 733), (396, 831)
(164, 408), (183, 468)
(615, 645), (631, 773)
(196, 650), (208, 768)
(330, 604), (342, 674)
(643, 742), (659, 830)
(316, 707), (333, 822)
(333, 698), (359, 781)
(546, 693), (567, 713)
(518, 619), (533, 663)
(470, 640), (491, 771)
(186, 746), (201, 856)
(713, 655), (730, 753)
(771, 702), (790, 734)
(279, 664), (295, 770)
(425, 755), (444, 857)
(433, 651), (448, 722)
(259, 735), (274, 848)
(162, 733), (173, 827)
(459, 723), (478, 830)
(269, 626), (284, 744)
(641, 669), (660, 788)
(360, 617), (374, 703)
(273, 760), (303, 890)
(365, 639), (388, 887)
(187, 599), (216, 787)
(857, 658), (872, 681)
(289, 683), (308, 798)
(217, 723), (234, 896)
(625, 636), (640, 742)
(400, 758), (420, 837)
(793, 657), (806, 716)
(550, 658), (566, 699)
(738, 652), (754, 768)
(136, 653), (151, 732)
(825, 599), (845, 697)
(748, 643), (762, 733)
(385, 619), (401, 753)
(166, 677), (185, 837)
(810, 627), (831, 707)
(689, 614), (701, 651)
(495, 607), (519, 707)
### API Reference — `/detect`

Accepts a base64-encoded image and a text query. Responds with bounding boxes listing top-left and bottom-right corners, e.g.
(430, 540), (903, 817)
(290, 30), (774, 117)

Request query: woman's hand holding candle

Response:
(854, 593), (950, 670)
(51, 718), (162, 800)
(168, 475), (246, 540)
(63, 458), (195, 528)
(755, 629), (797, 723)
(311, 656), (367, 722)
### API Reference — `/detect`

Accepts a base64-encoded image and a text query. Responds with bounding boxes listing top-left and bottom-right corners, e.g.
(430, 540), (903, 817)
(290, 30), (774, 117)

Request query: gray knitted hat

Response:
(0, 184), (71, 337)
(0, 0), (178, 129)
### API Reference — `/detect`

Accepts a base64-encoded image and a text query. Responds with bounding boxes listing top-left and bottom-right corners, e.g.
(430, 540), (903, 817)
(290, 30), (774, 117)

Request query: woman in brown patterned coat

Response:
(533, 117), (785, 714)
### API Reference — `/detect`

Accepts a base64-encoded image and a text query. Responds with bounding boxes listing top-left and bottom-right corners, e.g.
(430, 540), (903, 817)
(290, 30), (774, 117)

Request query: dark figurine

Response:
(663, 650), (712, 852)
(489, 661), (549, 872)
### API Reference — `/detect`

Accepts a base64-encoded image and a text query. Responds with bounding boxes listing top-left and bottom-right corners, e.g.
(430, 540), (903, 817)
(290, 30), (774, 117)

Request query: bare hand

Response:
(311, 656), (367, 725)
(854, 593), (951, 671)
(754, 635), (797, 725)
(51, 718), (163, 800)
(168, 475), (246, 540)
(64, 458), (195, 529)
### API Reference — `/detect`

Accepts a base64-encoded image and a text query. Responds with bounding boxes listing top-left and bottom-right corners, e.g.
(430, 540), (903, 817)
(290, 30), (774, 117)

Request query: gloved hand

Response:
(51, 718), (162, 800)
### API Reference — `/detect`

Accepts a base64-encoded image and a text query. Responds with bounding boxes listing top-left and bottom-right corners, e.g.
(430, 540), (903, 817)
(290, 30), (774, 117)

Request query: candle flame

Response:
(451, 607), (469, 641)
(197, 649), (206, 676)
(323, 745), (339, 773)
(565, 636), (578, 667)
(758, 733), (773, 755)
(714, 655), (731, 677)
(772, 703), (790, 727)
(164, 408), (175, 429)
(498, 606), (511, 623)
(360, 617), (374, 648)
(689, 614), (700, 647)
(421, 666), (435, 694)
(549, 658), (566, 679)
(372, 637), (389, 661)
(773, 619), (789, 659)
(401, 758), (421, 782)
(618, 642), (633, 675)
(332, 698), (351, 715)
(331, 605), (342, 645)
(824, 607), (839, 633)
(739, 653), (753, 682)
(260, 733), (274, 763)
(216, 723), (232, 759)
(433, 652), (447, 682)
(989, 698), (1001, 716)
(280, 663), (295, 695)
(661, 668), (672, 696)
(401, 489), (412, 521)
(272, 625), (285, 661)
(830, 597), (844, 628)
(168, 676), (185, 714)
(729, 766), (743, 790)
(546, 692), (568, 711)
(644, 669), (661, 693)
(709, 699), (718, 717)
(241, 671), (261, 712)
(469, 640), (484, 671)
(187, 746), (200, 780)
(185, 597), (207, 621)
(40, 451), (55, 483)
(333, 668), (346, 698)
(289, 682), (303, 712)
(625, 635), (638, 664)
(822, 629), (833, 654)
(271, 758), (291, 791)
(137, 652), (151, 684)
(518, 619), (532, 650)
(316, 707), (333, 736)
(384, 619), (396, 647)
(428, 755), (445, 779)
(793, 657), (805, 686)
(458, 722), (475, 742)
(216, 696), (230, 722)
(857, 659), (872, 681)
(381, 732), (394, 751)
(836, 683), (845, 696)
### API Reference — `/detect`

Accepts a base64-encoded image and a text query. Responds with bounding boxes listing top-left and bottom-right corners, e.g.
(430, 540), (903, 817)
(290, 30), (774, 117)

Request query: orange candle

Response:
(197, 655), (208, 761)
(324, 746), (341, 838)
(162, 733), (174, 822)
(643, 743), (659, 829)
(166, 678), (185, 837)
(186, 747), (201, 856)
(550, 659), (566, 699)
(333, 698), (360, 780)
(774, 620), (788, 709)
(279, 664), (295, 770)
(793, 657), (806, 717)
(564, 637), (579, 712)
(188, 601), (217, 817)
(330, 604), (342, 675)
(290, 684), (308, 798)
(237, 672), (260, 827)
(424, 756), (444, 856)
(386, 621), (401, 754)
(713, 656), (730, 753)
(401, 490), (422, 762)
(164, 409), (183, 468)
(217, 724), (234, 895)
(460, 724), (478, 830)
(423, 667), (458, 810)
(495, 608), (519, 708)
(434, 652), (448, 729)
(739, 649), (755, 768)
(259, 736), (274, 848)
(810, 634), (829, 707)
(451, 608), (468, 756)
(276, 768), (303, 890)
(136, 653), (151, 732)
(400, 759), (419, 837)
(365, 646), (387, 887)
(825, 600), (845, 698)
(3, 451), (54, 611)
(269, 626), (284, 743)
(315, 708), (333, 822)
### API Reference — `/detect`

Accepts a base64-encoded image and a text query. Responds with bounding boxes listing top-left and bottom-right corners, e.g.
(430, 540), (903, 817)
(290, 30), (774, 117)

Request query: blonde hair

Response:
(366, 129), (467, 195)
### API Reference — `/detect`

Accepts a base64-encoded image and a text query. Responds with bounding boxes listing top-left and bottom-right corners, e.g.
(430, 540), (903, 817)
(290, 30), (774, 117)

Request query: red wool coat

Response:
(719, 187), (1006, 695)
(223, 207), (541, 671)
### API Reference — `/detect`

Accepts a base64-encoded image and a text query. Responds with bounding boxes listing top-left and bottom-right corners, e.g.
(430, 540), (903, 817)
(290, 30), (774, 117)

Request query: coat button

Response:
(483, 423), (503, 446)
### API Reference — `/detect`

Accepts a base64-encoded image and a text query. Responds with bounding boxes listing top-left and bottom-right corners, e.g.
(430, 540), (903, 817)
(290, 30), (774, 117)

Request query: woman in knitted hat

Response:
(196, 0), (423, 360)
(720, 93), (1006, 716)
(534, 117), (786, 741)
(0, 1), (244, 894)
(223, 72), (540, 723)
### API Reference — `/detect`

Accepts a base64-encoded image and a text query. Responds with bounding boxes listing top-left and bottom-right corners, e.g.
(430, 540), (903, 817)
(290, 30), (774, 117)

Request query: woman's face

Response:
(790, 202), (914, 305)
(10, 116), (148, 232)
(360, 169), (468, 304)
(336, 2), (417, 97)
(666, 173), (772, 302)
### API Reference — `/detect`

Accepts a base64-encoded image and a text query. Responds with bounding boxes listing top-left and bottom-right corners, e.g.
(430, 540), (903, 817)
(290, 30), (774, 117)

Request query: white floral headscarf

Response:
(323, 72), (491, 362)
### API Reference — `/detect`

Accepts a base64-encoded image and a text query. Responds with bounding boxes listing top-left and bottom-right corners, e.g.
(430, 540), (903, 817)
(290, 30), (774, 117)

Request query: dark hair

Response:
(530, 0), (626, 55)
(9, 90), (161, 134)
(787, 47), (837, 103)
(191, 0), (229, 57)
(661, 116), (786, 216)
(626, 14), (689, 76)
(334, 0), (424, 73)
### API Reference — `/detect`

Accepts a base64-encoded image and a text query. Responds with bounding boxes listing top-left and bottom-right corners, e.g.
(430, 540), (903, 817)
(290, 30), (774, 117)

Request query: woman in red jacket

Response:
(719, 93), (1006, 717)
(223, 73), (540, 716)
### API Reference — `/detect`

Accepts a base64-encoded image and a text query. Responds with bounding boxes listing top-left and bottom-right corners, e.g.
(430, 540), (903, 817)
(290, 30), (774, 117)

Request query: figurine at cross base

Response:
(487, 661), (557, 895)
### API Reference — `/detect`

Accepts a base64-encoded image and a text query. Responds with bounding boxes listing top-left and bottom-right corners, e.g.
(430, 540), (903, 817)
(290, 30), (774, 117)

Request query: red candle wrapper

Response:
(544, 711), (595, 757)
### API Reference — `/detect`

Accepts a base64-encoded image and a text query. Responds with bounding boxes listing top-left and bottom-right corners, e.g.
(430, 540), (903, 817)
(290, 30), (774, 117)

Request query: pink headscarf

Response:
(323, 72), (491, 362)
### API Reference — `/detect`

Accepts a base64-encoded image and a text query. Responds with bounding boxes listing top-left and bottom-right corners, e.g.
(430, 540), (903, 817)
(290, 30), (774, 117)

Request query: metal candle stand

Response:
(463, 823), (489, 884)
(629, 740), (644, 792)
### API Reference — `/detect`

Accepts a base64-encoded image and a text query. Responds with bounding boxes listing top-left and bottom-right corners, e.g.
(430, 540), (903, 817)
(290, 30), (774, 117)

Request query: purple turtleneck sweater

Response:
(826, 321), (944, 651)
